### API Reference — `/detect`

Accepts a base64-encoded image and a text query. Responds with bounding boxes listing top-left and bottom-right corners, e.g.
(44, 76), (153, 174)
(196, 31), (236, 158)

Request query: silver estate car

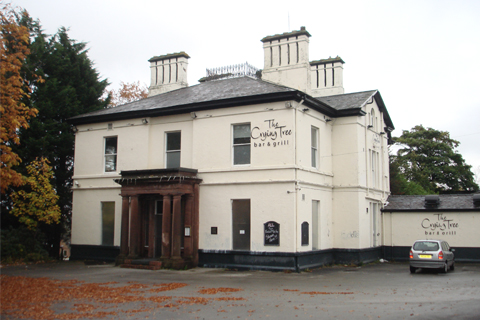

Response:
(409, 240), (455, 273)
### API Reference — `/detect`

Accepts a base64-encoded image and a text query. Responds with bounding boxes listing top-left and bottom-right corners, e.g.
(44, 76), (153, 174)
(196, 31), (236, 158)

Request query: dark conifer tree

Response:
(14, 22), (109, 257)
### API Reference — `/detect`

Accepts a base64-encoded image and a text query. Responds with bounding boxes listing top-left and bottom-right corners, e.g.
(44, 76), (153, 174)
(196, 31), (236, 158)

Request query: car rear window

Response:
(413, 241), (439, 251)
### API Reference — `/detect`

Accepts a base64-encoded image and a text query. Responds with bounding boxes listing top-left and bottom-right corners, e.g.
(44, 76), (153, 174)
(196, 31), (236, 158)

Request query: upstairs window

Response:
(104, 137), (117, 172)
(371, 150), (379, 188)
(233, 123), (251, 165)
(166, 131), (181, 168)
(311, 126), (319, 168)
(370, 108), (377, 131)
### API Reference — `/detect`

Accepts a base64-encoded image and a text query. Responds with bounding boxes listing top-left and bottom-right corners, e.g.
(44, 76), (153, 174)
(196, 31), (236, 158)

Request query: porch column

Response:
(128, 195), (140, 258)
(120, 196), (130, 256)
(183, 194), (194, 258)
(171, 194), (183, 259)
(161, 195), (172, 258)
(193, 183), (200, 266)
(148, 200), (155, 258)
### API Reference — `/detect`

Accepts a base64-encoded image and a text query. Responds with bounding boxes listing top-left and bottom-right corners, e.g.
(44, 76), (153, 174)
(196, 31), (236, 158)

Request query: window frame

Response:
(371, 149), (379, 188)
(232, 123), (251, 166)
(311, 126), (319, 168)
(370, 108), (376, 131)
(101, 201), (115, 246)
(104, 136), (118, 173)
(165, 131), (181, 169)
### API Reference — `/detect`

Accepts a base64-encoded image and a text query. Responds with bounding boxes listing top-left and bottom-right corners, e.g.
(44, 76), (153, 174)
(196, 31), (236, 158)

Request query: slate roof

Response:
(70, 77), (305, 124)
(69, 76), (393, 131)
(317, 90), (377, 111)
(317, 90), (394, 129)
(383, 194), (480, 212)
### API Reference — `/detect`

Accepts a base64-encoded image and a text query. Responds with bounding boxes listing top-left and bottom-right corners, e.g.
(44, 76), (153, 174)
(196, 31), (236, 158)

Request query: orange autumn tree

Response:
(106, 81), (148, 107)
(10, 157), (61, 230)
(0, 4), (40, 193)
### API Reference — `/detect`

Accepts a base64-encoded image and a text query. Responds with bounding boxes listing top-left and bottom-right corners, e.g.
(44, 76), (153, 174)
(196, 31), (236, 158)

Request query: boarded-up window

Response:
(232, 199), (251, 250)
(101, 202), (115, 246)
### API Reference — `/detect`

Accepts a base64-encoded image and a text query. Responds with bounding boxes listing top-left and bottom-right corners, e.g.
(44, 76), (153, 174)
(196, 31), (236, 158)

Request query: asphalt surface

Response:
(1, 261), (480, 319)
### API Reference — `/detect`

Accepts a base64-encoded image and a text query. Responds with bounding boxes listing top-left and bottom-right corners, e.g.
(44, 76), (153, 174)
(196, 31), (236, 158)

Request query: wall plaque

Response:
(264, 221), (280, 246)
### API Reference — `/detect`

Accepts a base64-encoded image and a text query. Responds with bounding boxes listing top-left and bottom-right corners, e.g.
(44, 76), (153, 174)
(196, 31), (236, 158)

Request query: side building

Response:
(382, 194), (480, 262)
(69, 27), (394, 270)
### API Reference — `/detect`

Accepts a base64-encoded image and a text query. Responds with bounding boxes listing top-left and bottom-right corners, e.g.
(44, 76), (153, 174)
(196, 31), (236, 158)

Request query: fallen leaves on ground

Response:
(300, 291), (354, 295)
(0, 275), (209, 319)
(198, 287), (243, 294)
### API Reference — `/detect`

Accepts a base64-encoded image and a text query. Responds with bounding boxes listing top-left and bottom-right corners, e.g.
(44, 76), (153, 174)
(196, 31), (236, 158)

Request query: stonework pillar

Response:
(193, 184), (200, 266)
(183, 194), (194, 258)
(120, 196), (130, 256)
(161, 195), (172, 258)
(171, 195), (183, 259)
(128, 195), (140, 258)
(148, 200), (155, 258)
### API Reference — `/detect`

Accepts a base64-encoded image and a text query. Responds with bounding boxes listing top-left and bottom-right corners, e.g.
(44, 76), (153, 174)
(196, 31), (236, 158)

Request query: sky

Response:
(9, 0), (480, 180)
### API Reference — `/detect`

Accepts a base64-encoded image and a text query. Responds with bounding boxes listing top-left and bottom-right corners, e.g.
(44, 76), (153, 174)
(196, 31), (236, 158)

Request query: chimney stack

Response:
(310, 56), (345, 97)
(148, 52), (189, 97)
(260, 27), (311, 93)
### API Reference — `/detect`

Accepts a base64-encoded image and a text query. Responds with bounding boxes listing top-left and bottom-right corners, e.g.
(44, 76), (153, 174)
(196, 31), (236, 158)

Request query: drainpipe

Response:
(365, 114), (369, 196)
(294, 97), (304, 273)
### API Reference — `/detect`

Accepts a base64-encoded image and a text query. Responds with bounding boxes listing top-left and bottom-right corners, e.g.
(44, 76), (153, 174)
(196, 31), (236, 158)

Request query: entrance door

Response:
(232, 199), (250, 250)
(155, 199), (163, 257)
(371, 202), (378, 247)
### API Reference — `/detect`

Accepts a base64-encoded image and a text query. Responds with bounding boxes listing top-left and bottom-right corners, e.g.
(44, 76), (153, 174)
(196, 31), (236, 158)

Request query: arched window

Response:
(370, 109), (376, 130)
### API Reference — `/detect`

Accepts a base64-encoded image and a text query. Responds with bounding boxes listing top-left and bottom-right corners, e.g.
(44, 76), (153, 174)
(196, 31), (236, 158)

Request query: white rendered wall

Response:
(71, 188), (121, 246)
(383, 211), (480, 248)
(71, 94), (389, 253)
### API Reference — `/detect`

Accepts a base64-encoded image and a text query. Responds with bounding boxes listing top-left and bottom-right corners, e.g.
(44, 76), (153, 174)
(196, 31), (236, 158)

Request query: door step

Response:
(120, 259), (162, 270)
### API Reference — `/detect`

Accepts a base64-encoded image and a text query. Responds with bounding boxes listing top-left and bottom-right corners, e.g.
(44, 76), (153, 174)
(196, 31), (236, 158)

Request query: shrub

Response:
(1, 226), (49, 263)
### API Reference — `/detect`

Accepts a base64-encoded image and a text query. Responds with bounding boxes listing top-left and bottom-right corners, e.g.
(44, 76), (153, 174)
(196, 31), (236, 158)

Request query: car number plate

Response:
(419, 254), (432, 259)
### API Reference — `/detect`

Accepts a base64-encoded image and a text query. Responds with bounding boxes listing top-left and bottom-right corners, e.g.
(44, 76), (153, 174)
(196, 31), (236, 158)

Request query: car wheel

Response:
(450, 262), (455, 271)
(410, 266), (416, 274)
(441, 262), (448, 273)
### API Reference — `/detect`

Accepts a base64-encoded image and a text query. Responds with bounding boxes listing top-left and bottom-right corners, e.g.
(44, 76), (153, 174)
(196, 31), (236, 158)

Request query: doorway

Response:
(232, 199), (251, 250)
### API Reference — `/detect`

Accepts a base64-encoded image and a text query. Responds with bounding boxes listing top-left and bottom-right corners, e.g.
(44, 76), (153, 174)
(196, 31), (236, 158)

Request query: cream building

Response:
(69, 27), (394, 270)
(383, 194), (480, 262)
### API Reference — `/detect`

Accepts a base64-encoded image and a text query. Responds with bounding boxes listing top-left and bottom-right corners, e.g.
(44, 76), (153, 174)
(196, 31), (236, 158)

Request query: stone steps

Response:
(120, 259), (162, 270)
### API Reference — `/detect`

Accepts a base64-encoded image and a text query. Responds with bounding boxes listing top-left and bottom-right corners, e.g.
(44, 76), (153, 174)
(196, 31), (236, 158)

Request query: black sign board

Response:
(264, 221), (280, 246)
(301, 221), (309, 246)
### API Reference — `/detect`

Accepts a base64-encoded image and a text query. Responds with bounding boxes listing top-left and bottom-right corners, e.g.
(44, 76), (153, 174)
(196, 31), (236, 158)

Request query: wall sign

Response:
(251, 119), (292, 148)
(421, 213), (459, 236)
(264, 221), (280, 245)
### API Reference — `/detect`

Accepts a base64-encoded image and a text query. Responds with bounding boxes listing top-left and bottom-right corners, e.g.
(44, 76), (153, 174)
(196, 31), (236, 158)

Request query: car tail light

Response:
(409, 250), (413, 259)
(439, 251), (444, 259)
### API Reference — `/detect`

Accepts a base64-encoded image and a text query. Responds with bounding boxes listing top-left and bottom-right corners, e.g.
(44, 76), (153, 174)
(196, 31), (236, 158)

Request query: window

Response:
(233, 124), (251, 165)
(312, 200), (320, 250)
(371, 150), (379, 188)
(311, 126), (318, 168)
(101, 202), (115, 246)
(104, 137), (117, 172)
(370, 202), (379, 247)
(301, 221), (309, 246)
(370, 109), (376, 131)
(166, 131), (181, 168)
